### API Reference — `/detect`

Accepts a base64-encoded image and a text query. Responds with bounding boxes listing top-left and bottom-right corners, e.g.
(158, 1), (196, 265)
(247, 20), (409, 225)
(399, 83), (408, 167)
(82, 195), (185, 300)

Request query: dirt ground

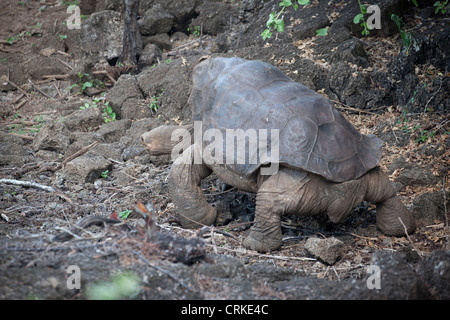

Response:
(0, 0), (449, 300)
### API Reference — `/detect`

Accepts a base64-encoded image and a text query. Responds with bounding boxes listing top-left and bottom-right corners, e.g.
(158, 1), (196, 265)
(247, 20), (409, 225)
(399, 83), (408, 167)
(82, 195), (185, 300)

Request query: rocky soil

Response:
(0, 0), (449, 300)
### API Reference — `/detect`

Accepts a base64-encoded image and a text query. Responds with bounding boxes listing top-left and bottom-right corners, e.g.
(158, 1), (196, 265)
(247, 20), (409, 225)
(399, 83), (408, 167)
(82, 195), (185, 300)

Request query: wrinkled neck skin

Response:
(141, 124), (193, 156)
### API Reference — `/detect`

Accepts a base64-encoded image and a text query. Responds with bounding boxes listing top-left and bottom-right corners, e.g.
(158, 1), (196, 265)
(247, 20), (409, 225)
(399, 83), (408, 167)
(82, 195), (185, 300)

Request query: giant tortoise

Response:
(141, 57), (415, 252)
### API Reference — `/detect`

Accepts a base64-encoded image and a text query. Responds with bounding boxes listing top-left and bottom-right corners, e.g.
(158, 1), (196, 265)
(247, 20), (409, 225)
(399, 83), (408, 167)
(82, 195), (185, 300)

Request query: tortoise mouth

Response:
(141, 137), (167, 156)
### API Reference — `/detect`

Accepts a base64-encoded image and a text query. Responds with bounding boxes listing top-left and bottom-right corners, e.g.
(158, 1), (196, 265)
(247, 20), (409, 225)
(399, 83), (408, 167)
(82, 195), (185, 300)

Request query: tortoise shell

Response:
(188, 57), (382, 182)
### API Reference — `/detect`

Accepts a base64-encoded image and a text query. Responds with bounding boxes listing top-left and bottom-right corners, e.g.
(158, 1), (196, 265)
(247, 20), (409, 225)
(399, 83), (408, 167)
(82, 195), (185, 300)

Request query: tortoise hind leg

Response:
(364, 168), (415, 236)
(169, 144), (217, 228)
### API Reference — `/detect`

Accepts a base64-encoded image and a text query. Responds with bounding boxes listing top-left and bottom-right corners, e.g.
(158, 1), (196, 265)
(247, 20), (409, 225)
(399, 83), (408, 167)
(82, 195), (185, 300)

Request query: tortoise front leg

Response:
(169, 144), (217, 228)
(244, 168), (310, 252)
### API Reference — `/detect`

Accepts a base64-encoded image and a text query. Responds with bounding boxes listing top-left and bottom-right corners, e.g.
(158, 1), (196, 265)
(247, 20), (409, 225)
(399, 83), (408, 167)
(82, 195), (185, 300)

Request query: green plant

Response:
(414, 127), (437, 144)
(103, 101), (116, 123)
(354, 0), (370, 36)
(434, 0), (448, 13)
(187, 25), (201, 37)
(261, 0), (310, 40)
(391, 14), (414, 55)
(80, 97), (101, 110)
(100, 170), (109, 179)
(118, 209), (132, 220)
(148, 89), (164, 112)
(59, 35), (67, 41)
(69, 72), (104, 94)
(316, 27), (328, 36)
(63, 0), (79, 6)
(86, 272), (140, 300)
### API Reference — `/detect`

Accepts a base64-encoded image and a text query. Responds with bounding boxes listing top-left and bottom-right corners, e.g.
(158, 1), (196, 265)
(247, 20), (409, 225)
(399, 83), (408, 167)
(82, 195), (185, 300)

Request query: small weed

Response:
(118, 210), (132, 220)
(59, 35), (67, 41)
(414, 127), (437, 144)
(354, 0), (370, 36)
(103, 101), (116, 123)
(261, 0), (310, 40)
(434, 0), (448, 14)
(391, 14), (415, 55)
(62, 0), (79, 6)
(86, 272), (140, 300)
(80, 97), (101, 110)
(316, 27), (328, 36)
(69, 72), (104, 94)
(187, 25), (201, 37)
(100, 170), (109, 179)
(148, 89), (164, 112)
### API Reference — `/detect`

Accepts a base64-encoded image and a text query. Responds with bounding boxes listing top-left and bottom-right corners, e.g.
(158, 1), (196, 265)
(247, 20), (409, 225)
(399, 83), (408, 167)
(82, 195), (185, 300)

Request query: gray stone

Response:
(64, 154), (112, 183)
(32, 121), (71, 153)
(138, 4), (174, 36)
(105, 75), (143, 119)
(138, 44), (162, 70)
(304, 237), (344, 265)
(80, 10), (123, 61)
(412, 191), (450, 226)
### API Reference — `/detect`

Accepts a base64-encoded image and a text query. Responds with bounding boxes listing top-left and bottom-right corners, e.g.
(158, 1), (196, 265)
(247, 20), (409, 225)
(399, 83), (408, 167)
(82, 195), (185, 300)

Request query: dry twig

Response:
(398, 217), (421, 256)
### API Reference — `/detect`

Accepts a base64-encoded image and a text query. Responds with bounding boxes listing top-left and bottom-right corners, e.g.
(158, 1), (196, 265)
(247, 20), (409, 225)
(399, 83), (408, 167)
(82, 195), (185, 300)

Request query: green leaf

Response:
(279, 0), (292, 8)
(316, 27), (328, 36)
(275, 19), (285, 32)
(261, 29), (272, 40)
(266, 12), (276, 28)
(82, 81), (93, 91)
(297, 0), (310, 5)
(360, 4), (367, 14)
(353, 13), (364, 24)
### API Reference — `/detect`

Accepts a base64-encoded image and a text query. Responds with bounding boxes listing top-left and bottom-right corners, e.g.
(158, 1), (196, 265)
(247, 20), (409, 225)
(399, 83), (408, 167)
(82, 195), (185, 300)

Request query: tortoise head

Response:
(141, 125), (194, 156)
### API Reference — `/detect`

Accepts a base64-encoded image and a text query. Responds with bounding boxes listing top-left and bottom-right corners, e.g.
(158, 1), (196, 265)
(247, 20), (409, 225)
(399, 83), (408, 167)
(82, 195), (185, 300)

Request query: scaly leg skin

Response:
(364, 168), (415, 236)
(243, 189), (283, 252)
(244, 168), (310, 252)
(169, 144), (217, 228)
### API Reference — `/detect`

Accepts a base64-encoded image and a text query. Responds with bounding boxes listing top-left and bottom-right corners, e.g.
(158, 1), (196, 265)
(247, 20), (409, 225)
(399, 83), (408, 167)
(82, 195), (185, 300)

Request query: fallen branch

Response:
(62, 141), (99, 168)
(28, 79), (52, 98)
(0, 178), (55, 192)
(39, 141), (99, 173)
(41, 74), (70, 80)
(423, 77), (442, 114)
(0, 75), (30, 97)
(52, 215), (124, 242)
(135, 251), (192, 291)
(0, 179), (56, 192)
(92, 70), (116, 85)
(57, 58), (73, 70)
(8, 132), (34, 140)
(398, 217), (421, 256)
(443, 175), (448, 228)
(210, 245), (316, 262)
(0, 178), (72, 203)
